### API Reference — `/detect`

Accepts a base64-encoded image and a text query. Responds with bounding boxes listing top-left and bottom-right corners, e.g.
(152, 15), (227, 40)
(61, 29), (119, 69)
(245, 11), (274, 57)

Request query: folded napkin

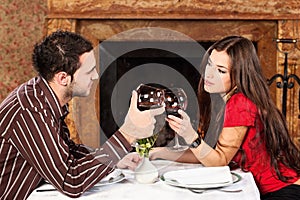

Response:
(163, 166), (232, 185)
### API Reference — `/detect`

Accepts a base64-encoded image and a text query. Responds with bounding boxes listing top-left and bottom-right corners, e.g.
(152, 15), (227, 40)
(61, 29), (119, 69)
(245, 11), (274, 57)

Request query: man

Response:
(0, 30), (164, 199)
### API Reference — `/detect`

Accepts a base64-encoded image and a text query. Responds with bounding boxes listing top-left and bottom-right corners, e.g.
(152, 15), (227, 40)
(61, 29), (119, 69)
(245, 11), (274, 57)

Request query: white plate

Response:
(95, 170), (126, 186)
(160, 166), (239, 189)
(232, 172), (242, 184)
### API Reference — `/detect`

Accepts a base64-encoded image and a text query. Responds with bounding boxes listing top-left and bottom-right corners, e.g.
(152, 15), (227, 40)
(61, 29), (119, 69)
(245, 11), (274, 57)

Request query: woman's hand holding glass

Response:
(166, 109), (198, 145)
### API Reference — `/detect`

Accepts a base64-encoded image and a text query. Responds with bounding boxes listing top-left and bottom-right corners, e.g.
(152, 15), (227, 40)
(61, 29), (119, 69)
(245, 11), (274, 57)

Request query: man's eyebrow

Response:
(87, 65), (96, 73)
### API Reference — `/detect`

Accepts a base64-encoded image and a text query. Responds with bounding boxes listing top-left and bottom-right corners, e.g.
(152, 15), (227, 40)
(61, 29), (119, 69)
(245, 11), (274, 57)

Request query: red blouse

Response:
(224, 92), (299, 195)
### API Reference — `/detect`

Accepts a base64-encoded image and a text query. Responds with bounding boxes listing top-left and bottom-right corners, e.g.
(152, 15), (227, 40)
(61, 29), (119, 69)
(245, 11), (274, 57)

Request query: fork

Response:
(188, 188), (243, 194)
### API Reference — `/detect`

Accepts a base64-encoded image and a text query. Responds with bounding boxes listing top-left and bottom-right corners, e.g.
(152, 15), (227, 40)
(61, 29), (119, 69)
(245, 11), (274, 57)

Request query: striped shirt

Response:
(0, 76), (132, 199)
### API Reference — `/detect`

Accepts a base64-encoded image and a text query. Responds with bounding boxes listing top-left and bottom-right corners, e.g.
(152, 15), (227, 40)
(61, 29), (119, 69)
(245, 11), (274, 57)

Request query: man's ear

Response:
(53, 71), (71, 86)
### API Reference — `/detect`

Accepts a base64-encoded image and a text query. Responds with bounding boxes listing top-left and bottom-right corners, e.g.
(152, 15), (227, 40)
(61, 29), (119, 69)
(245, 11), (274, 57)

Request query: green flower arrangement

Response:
(135, 133), (159, 158)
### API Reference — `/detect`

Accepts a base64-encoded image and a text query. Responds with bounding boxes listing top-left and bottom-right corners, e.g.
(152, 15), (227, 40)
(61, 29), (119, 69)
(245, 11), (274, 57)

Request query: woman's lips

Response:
(204, 80), (214, 86)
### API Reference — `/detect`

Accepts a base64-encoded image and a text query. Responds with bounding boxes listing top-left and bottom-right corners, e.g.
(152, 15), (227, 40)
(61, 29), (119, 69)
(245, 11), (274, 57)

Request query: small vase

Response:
(135, 157), (158, 184)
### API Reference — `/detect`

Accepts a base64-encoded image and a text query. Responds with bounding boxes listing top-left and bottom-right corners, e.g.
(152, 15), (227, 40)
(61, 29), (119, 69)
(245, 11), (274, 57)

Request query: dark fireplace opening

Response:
(99, 41), (213, 145)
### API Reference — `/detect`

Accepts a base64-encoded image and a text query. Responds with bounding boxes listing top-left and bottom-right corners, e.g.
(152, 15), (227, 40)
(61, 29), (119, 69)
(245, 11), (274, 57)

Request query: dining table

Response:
(28, 159), (260, 200)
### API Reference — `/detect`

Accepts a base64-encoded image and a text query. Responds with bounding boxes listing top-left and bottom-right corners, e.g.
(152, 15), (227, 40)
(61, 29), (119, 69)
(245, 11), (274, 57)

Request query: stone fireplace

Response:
(46, 0), (300, 148)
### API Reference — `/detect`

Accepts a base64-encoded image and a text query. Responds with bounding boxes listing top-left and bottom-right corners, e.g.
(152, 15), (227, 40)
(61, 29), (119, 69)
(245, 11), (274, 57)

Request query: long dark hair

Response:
(197, 35), (300, 181)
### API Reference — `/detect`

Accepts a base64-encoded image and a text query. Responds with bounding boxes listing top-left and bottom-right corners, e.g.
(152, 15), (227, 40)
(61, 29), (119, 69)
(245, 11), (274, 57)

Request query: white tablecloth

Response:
(28, 160), (260, 200)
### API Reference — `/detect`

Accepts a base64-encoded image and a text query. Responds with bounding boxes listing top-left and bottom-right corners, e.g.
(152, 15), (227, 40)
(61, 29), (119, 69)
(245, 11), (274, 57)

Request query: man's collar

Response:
(38, 76), (69, 120)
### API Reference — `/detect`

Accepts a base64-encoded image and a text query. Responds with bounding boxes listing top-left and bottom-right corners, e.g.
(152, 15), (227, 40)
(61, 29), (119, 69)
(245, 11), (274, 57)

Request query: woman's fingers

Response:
(166, 116), (182, 133)
(167, 110), (190, 135)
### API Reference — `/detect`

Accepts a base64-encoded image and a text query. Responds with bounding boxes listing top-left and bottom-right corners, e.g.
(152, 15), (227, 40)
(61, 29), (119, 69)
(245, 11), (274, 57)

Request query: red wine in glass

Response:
(165, 107), (181, 118)
(136, 84), (165, 111)
(136, 84), (166, 137)
(164, 87), (189, 151)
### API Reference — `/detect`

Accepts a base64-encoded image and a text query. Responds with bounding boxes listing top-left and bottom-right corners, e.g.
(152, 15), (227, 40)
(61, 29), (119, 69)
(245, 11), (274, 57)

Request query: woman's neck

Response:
(222, 85), (238, 102)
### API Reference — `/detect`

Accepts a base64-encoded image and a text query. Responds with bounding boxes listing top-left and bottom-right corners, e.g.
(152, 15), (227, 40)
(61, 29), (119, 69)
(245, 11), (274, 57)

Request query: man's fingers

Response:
(127, 155), (142, 170)
(129, 90), (138, 111)
(149, 106), (165, 116)
(131, 153), (142, 163)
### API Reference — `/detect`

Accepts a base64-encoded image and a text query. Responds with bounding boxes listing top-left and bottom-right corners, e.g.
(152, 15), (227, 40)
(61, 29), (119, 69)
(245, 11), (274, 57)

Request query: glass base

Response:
(167, 145), (189, 152)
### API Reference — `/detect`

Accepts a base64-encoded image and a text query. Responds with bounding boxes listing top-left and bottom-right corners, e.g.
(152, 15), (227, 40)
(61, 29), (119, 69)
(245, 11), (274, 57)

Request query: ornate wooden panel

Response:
(47, 0), (300, 20)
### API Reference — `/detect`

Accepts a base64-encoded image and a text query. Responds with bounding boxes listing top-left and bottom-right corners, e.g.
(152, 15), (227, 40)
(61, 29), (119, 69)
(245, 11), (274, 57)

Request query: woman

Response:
(152, 36), (300, 199)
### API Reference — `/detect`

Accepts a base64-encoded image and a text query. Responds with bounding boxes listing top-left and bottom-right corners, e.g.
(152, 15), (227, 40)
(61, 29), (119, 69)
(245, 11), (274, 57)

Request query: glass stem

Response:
(174, 134), (181, 148)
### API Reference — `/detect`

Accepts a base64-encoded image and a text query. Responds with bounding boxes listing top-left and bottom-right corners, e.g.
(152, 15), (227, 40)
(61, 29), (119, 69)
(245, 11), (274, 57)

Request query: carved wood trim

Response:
(46, 18), (77, 34)
(47, 0), (300, 20)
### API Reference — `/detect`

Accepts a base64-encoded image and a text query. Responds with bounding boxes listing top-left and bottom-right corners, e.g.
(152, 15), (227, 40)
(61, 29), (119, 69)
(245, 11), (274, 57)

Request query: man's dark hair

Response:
(32, 30), (93, 81)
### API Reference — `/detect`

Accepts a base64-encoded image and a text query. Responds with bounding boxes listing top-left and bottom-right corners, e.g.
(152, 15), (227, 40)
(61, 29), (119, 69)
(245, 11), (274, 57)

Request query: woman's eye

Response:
(218, 69), (226, 74)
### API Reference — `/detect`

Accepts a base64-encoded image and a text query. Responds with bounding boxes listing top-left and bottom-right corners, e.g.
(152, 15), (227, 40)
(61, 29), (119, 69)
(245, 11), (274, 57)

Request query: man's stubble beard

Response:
(64, 82), (74, 100)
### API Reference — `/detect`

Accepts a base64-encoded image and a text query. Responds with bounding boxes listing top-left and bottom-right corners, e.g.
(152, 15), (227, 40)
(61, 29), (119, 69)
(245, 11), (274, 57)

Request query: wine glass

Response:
(164, 87), (189, 152)
(136, 84), (165, 111)
(135, 84), (166, 151)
